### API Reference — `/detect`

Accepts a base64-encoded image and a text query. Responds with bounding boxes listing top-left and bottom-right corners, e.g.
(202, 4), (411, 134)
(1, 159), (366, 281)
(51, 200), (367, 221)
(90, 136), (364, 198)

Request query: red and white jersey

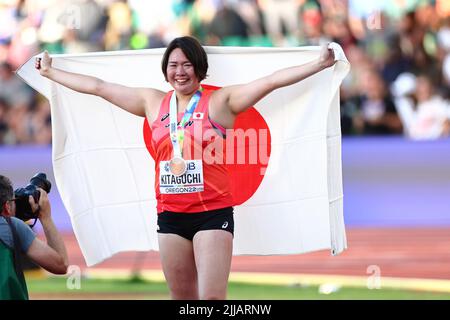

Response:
(150, 89), (234, 213)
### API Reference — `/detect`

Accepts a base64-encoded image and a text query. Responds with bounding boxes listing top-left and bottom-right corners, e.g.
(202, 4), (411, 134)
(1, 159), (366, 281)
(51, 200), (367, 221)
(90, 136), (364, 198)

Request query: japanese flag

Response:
(16, 45), (349, 266)
(193, 112), (204, 120)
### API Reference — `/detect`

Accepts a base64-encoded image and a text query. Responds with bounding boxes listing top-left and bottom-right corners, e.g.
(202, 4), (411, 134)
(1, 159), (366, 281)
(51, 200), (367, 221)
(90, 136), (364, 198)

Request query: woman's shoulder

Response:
(143, 88), (169, 124)
(141, 88), (167, 99)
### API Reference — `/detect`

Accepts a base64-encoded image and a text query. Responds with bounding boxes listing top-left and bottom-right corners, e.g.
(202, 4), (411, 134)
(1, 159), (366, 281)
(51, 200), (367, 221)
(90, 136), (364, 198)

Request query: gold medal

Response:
(169, 157), (187, 176)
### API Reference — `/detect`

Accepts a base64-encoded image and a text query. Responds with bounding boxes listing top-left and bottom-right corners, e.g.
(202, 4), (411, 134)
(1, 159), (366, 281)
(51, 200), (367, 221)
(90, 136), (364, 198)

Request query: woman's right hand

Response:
(35, 51), (52, 77)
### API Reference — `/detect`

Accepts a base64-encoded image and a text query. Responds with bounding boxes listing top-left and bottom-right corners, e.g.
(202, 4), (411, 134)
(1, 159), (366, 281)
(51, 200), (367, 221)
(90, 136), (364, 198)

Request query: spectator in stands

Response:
(351, 68), (403, 135)
(208, 2), (249, 45)
(407, 74), (450, 139)
(0, 63), (33, 109)
(0, 98), (9, 143)
(260, 0), (301, 46)
(1, 0), (450, 142)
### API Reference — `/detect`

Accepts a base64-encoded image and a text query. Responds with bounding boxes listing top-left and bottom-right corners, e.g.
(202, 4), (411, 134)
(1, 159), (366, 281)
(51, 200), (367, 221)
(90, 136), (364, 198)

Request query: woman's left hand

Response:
(318, 44), (336, 69)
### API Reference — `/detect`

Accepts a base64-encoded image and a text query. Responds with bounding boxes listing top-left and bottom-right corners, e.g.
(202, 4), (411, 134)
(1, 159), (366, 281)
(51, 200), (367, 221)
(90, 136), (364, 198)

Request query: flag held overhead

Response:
(17, 45), (350, 266)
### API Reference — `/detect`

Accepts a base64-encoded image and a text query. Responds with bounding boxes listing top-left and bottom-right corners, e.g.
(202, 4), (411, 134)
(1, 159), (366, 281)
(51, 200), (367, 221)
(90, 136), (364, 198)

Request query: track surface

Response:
(56, 228), (450, 280)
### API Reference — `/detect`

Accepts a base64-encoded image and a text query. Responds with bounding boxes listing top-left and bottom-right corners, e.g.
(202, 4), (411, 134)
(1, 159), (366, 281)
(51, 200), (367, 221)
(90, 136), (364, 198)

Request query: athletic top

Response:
(150, 89), (234, 213)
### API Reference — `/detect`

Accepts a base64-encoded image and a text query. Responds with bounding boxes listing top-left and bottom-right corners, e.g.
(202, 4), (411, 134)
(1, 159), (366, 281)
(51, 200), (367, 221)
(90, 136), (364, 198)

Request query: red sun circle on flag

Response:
(143, 84), (271, 205)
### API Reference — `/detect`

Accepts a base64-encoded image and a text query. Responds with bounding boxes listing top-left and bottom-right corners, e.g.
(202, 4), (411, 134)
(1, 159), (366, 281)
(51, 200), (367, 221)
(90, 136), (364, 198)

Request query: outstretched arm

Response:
(36, 51), (163, 119)
(26, 190), (68, 274)
(210, 45), (336, 127)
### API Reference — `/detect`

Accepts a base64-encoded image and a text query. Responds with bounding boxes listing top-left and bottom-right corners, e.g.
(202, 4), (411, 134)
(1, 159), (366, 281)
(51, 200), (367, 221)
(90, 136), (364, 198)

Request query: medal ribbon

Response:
(169, 88), (202, 158)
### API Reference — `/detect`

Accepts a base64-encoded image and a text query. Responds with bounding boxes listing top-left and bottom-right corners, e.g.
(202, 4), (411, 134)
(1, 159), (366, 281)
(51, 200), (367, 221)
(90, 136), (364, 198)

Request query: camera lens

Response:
(30, 173), (51, 193)
(13, 172), (52, 223)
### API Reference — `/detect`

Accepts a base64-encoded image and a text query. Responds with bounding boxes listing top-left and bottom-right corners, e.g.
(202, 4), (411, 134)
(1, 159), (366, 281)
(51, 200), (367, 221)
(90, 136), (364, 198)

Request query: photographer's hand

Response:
(37, 188), (51, 220)
(28, 188), (51, 220)
(28, 188), (69, 273)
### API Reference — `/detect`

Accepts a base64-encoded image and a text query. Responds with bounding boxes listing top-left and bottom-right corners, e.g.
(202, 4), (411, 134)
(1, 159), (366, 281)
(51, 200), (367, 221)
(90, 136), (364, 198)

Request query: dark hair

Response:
(0, 175), (13, 209)
(161, 36), (208, 82)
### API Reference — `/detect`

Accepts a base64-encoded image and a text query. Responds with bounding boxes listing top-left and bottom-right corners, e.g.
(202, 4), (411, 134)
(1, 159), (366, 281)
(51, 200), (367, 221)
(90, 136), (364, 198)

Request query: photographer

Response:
(0, 175), (68, 300)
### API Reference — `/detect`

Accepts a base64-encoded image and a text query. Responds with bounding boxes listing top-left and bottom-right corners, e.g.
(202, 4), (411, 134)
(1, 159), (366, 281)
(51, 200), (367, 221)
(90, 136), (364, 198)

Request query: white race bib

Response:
(159, 159), (204, 194)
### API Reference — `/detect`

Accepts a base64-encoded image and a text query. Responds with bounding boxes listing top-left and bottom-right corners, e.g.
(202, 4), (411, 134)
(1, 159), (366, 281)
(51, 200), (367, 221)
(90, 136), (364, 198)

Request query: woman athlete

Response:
(36, 36), (336, 300)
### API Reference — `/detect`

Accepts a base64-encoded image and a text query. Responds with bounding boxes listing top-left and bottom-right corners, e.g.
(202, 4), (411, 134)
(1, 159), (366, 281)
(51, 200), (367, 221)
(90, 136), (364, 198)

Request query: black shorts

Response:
(157, 207), (234, 241)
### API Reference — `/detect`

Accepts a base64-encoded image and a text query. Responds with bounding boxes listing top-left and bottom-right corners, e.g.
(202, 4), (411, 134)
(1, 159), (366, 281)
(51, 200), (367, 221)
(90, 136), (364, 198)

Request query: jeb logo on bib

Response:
(159, 159), (204, 194)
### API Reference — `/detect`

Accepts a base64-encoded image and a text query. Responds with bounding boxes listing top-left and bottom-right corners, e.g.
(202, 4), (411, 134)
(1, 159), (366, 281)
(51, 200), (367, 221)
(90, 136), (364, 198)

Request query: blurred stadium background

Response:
(1, 0), (450, 299)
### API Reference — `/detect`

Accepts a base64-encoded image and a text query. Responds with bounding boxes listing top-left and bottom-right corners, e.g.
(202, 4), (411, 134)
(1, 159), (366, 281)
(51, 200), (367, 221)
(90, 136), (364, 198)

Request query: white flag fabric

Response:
(17, 44), (349, 266)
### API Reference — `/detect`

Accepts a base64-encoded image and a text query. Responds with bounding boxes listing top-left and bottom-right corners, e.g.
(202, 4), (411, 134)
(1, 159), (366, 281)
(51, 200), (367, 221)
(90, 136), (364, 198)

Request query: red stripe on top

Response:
(150, 89), (234, 213)
(209, 117), (227, 136)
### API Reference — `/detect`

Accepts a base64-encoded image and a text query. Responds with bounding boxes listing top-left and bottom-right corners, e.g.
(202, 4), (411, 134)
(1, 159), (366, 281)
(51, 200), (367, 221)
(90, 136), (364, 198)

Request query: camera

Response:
(14, 173), (51, 222)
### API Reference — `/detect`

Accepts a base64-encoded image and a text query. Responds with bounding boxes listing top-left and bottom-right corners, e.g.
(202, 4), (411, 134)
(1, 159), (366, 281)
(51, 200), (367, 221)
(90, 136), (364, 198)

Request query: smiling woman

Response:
(161, 37), (208, 100)
(166, 51), (199, 93)
(34, 35), (336, 300)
